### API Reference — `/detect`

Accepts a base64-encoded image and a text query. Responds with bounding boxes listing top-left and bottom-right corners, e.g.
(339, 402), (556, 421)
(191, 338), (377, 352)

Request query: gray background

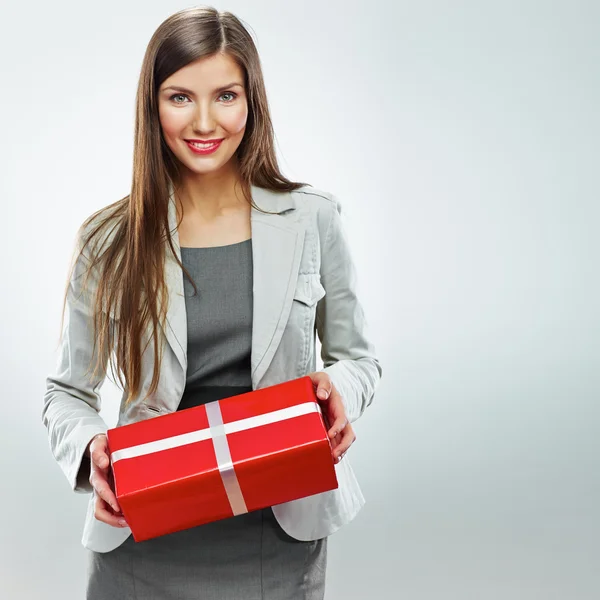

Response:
(1, 1), (598, 598)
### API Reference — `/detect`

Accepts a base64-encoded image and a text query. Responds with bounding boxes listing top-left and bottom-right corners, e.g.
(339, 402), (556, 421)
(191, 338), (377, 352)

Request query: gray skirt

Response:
(85, 506), (327, 600)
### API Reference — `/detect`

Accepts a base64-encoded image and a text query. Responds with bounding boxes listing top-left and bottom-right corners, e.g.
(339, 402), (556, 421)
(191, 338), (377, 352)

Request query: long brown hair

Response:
(59, 6), (311, 408)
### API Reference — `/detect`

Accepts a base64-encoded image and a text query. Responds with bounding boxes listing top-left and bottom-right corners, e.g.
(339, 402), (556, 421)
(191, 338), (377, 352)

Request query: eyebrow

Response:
(162, 82), (244, 95)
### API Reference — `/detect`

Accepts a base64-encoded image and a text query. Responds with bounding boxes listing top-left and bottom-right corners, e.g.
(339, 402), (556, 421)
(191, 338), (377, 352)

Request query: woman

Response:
(42, 6), (382, 599)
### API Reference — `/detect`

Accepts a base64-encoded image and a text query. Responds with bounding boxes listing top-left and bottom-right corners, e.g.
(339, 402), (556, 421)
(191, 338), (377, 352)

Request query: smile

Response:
(185, 139), (223, 155)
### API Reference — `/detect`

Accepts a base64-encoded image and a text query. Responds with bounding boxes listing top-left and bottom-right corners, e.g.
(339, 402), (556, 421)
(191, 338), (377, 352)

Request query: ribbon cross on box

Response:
(107, 376), (339, 542)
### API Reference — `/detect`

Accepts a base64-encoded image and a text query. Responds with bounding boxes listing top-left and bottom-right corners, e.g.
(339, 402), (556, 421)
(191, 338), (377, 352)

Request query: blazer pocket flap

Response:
(293, 273), (326, 307)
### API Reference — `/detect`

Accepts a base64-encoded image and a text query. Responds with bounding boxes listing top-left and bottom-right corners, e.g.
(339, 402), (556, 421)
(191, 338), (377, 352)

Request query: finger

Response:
(328, 415), (348, 440)
(95, 495), (128, 528)
(91, 445), (110, 472)
(329, 431), (343, 453)
(310, 374), (332, 401)
(325, 396), (348, 439)
(92, 473), (122, 514)
(89, 433), (108, 462)
(316, 385), (331, 401)
(333, 427), (356, 462)
(323, 387), (347, 437)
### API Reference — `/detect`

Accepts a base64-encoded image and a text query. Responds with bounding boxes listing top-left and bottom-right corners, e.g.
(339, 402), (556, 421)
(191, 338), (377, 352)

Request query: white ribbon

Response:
(205, 400), (247, 515)
(110, 400), (322, 515)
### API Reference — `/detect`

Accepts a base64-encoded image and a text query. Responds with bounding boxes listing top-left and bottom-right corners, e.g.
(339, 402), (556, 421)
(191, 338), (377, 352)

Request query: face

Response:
(158, 53), (248, 179)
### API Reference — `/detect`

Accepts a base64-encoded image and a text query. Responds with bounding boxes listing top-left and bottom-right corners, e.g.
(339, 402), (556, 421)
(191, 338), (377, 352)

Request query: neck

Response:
(174, 161), (247, 221)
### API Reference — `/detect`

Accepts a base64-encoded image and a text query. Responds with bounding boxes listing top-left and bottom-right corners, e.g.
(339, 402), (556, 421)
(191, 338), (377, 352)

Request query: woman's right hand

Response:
(87, 433), (129, 528)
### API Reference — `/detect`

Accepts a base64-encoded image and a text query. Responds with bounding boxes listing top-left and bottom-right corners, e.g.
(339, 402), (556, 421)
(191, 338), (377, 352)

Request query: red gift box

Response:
(106, 375), (339, 542)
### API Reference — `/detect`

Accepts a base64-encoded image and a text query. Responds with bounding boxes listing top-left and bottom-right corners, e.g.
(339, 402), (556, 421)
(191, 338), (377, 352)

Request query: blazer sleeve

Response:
(316, 193), (383, 423)
(42, 231), (110, 494)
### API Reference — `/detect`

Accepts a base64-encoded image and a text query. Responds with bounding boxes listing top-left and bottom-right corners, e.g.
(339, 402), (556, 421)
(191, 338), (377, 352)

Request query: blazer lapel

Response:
(161, 183), (306, 397)
(249, 188), (307, 387)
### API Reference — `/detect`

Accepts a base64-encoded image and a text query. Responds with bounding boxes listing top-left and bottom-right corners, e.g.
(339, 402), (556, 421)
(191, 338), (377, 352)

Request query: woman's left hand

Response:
(306, 372), (356, 464)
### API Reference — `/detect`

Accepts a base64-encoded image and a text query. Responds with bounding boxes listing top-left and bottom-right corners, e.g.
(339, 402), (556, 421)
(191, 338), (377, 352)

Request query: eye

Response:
(220, 91), (238, 103)
(170, 93), (189, 104)
(168, 92), (239, 104)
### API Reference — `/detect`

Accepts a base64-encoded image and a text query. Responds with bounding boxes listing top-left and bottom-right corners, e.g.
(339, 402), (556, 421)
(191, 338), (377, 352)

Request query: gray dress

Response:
(86, 239), (327, 600)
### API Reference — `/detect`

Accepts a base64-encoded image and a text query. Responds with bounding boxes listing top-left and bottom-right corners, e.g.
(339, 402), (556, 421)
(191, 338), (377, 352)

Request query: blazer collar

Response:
(161, 182), (306, 394)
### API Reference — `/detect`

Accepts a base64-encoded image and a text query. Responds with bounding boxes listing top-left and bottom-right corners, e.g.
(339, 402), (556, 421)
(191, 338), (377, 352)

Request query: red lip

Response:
(185, 138), (224, 143)
(185, 139), (223, 155)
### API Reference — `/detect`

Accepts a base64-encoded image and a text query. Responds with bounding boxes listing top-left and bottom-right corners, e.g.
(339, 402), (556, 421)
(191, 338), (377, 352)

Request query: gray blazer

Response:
(42, 184), (382, 553)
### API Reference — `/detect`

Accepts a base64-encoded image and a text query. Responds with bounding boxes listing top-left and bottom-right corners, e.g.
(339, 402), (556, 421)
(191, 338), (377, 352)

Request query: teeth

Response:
(189, 141), (219, 148)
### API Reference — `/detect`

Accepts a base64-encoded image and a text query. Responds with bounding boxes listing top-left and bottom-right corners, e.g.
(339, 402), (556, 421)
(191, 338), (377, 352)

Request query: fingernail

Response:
(318, 389), (328, 399)
(118, 519), (128, 527)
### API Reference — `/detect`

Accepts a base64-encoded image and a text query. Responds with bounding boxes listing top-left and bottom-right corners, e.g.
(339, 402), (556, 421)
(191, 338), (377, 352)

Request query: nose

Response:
(191, 101), (217, 134)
